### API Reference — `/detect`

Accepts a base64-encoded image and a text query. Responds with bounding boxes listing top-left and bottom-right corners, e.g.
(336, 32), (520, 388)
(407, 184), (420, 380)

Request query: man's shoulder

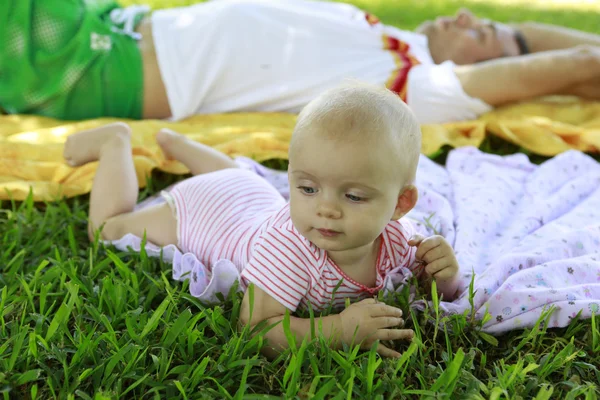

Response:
(382, 26), (434, 65)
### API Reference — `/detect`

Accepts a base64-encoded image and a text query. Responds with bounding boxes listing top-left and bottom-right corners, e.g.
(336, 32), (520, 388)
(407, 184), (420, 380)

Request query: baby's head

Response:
(288, 82), (421, 252)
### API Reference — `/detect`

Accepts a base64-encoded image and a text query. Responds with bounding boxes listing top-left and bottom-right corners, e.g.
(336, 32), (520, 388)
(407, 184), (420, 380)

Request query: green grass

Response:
(2, 0), (600, 398)
(331, 0), (600, 33)
(2, 192), (600, 398)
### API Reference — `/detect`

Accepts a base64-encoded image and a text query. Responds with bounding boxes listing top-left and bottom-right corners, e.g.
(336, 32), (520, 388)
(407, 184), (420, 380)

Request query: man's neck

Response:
(413, 23), (442, 64)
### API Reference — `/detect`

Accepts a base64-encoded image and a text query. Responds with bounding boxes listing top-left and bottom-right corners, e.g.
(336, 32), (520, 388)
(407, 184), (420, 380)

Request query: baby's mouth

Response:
(317, 229), (341, 237)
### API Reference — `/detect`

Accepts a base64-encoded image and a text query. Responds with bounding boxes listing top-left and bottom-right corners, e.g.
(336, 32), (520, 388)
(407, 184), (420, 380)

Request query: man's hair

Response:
(514, 29), (530, 55)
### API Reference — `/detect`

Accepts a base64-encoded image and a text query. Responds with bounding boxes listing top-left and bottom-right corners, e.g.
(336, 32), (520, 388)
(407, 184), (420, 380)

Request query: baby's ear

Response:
(392, 185), (418, 220)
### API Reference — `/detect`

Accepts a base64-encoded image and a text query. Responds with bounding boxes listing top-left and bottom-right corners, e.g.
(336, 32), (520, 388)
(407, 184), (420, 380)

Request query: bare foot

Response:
(156, 128), (186, 160)
(63, 122), (131, 167)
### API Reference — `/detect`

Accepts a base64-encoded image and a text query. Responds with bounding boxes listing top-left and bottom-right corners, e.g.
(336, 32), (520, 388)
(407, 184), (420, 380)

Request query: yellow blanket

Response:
(1, 96), (599, 202)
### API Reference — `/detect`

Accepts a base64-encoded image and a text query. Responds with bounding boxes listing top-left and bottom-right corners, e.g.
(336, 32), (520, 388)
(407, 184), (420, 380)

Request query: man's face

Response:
(417, 8), (521, 65)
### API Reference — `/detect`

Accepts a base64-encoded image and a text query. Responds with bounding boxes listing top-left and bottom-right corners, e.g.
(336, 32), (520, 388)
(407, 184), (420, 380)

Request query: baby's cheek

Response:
(349, 210), (386, 238)
(289, 201), (305, 227)
(297, 202), (318, 231)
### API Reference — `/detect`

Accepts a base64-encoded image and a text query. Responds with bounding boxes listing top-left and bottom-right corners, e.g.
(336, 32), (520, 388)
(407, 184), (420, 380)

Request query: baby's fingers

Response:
(373, 316), (404, 329)
(424, 258), (449, 276)
(408, 234), (426, 247)
(412, 237), (443, 261)
(376, 343), (402, 358)
(358, 298), (378, 305)
(420, 246), (446, 264)
(375, 328), (415, 342)
(432, 267), (458, 281)
(368, 304), (403, 318)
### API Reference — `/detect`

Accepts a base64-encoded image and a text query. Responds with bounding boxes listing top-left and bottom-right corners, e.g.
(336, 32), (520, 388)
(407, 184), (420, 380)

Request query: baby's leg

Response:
(63, 123), (177, 245)
(156, 129), (238, 176)
(101, 202), (177, 247)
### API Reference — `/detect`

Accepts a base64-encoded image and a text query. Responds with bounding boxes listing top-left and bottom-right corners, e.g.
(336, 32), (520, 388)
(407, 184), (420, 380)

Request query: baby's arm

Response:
(239, 286), (341, 358)
(239, 286), (412, 359)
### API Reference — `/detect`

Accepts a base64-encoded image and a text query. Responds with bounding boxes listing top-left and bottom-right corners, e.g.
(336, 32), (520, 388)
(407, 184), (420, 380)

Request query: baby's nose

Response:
(317, 202), (342, 219)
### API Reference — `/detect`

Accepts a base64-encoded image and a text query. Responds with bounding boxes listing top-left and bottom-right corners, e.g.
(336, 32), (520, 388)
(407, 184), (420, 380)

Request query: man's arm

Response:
(513, 22), (600, 53)
(455, 46), (600, 106)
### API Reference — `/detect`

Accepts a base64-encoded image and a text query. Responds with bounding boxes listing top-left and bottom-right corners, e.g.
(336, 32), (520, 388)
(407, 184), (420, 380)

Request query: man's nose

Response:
(455, 8), (475, 27)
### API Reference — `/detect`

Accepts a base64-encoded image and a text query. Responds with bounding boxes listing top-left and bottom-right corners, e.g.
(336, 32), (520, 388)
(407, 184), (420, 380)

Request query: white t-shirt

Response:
(152, 0), (492, 124)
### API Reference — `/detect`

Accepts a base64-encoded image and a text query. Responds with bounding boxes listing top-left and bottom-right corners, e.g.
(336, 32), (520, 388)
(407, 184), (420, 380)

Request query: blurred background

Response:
(119, 0), (600, 34)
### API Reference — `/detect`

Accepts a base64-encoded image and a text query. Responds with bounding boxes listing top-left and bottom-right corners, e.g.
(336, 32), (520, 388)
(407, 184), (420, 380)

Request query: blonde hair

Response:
(290, 82), (421, 184)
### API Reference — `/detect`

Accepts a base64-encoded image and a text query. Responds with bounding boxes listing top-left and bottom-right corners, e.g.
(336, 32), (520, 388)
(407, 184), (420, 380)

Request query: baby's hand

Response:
(338, 298), (414, 358)
(408, 234), (459, 281)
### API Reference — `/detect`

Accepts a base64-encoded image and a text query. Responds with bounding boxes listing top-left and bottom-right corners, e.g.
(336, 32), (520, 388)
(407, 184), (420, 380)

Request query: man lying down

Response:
(2, 0), (600, 124)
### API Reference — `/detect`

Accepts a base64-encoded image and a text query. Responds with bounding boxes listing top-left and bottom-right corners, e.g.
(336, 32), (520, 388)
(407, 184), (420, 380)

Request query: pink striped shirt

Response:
(167, 169), (418, 312)
(241, 204), (418, 312)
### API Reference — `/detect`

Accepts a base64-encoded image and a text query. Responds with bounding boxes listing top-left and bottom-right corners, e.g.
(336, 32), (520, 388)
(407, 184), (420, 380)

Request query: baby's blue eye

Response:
(298, 186), (316, 194)
(346, 194), (363, 202)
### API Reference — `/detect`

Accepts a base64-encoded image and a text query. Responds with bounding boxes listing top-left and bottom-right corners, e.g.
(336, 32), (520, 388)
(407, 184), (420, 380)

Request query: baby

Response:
(64, 83), (459, 358)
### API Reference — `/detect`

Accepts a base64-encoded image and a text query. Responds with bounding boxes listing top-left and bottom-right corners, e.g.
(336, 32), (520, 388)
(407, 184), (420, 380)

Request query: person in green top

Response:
(0, 0), (146, 120)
